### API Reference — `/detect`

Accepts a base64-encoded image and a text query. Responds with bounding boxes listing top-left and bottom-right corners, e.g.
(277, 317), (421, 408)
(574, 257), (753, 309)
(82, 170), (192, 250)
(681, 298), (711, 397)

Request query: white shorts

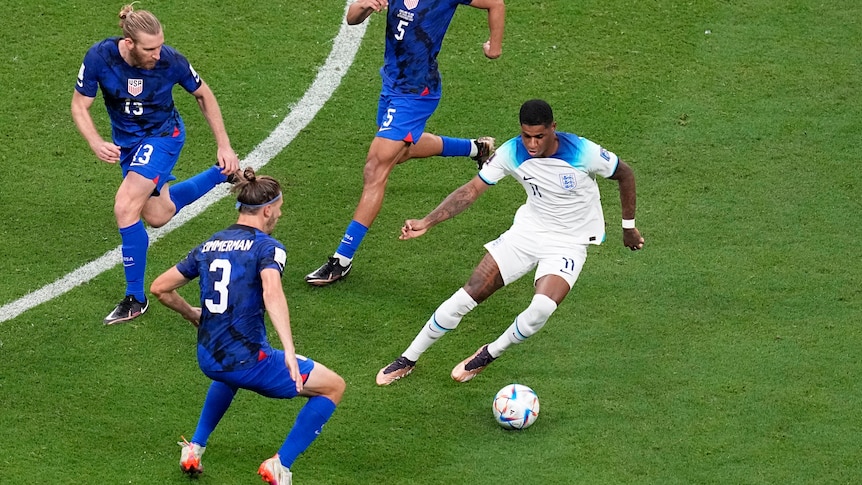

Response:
(484, 224), (588, 288)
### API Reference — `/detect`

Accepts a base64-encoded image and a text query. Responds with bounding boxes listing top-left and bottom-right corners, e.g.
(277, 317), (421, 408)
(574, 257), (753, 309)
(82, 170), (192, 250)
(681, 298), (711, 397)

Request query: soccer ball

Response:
(492, 383), (540, 430)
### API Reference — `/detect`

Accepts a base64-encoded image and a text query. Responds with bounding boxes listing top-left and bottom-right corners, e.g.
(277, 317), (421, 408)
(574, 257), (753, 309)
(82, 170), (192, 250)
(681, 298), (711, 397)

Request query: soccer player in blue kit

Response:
(71, 4), (240, 325)
(376, 99), (645, 385)
(305, 0), (506, 286)
(150, 168), (346, 485)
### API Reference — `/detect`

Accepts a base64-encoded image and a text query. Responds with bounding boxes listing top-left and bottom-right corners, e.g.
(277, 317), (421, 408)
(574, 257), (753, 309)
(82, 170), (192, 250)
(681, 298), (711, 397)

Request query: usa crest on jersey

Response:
(404, 0), (419, 10)
(127, 78), (143, 97)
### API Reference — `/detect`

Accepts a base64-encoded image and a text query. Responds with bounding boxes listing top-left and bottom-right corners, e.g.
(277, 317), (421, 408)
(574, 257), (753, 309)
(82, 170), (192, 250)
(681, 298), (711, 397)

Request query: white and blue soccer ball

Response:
(492, 383), (540, 430)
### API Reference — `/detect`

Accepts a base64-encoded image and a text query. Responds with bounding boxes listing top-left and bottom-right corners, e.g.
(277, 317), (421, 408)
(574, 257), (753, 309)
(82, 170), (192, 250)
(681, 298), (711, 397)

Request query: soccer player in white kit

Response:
(376, 99), (645, 385)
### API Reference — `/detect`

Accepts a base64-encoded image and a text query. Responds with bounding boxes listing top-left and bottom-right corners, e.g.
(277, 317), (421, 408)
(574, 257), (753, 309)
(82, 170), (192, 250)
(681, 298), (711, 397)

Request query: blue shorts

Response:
(375, 94), (440, 144)
(202, 349), (316, 399)
(120, 129), (185, 193)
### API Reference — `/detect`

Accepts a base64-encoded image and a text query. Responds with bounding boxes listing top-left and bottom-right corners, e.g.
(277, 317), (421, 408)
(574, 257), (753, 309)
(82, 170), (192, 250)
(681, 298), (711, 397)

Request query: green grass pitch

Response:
(0, 1), (860, 483)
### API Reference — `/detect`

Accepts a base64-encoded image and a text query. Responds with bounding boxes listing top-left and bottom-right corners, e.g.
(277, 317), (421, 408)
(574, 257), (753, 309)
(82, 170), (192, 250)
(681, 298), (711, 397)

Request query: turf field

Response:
(0, 1), (860, 483)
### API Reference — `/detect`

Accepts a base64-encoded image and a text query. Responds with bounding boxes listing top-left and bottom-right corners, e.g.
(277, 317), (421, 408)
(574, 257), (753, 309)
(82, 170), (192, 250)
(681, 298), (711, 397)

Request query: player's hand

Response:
(284, 352), (303, 393)
(361, 0), (388, 11)
(216, 146), (239, 175)
(184, 307), (202, 328)
(623, 228), (644, 251)
(92, 140), (121, 163)
(355, 0), (389, 12)
(400, 219), (429, 240)
(483, 41), (502, 59)
(347, 0), (387, 24)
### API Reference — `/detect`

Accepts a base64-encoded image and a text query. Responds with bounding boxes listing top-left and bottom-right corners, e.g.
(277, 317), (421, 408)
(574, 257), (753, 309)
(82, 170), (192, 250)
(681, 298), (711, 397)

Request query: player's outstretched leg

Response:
(376, 356), (417, 386)
(258, 455), (293, 485)
(451, 344), (497, 383)
(168, 165), (230, 215)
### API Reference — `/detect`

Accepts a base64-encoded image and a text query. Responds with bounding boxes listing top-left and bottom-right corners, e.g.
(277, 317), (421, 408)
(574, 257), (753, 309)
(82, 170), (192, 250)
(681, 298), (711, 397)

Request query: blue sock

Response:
(439, 136), (473, 157)
(119, 220), (148, 302)
(278, 396), (337, 468)
(191, 381), (237, 446)
(335, 220), (368, 260)
(169, 165), (226, 213)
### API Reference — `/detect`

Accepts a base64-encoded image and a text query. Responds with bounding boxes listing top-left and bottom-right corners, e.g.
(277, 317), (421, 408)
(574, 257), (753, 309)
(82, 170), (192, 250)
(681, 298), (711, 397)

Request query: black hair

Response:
(519, 99), (554, 127)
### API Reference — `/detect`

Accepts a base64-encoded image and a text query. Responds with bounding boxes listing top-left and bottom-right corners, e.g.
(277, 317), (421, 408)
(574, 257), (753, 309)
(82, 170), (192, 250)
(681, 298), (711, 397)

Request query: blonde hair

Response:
(118, 3), (162, 41)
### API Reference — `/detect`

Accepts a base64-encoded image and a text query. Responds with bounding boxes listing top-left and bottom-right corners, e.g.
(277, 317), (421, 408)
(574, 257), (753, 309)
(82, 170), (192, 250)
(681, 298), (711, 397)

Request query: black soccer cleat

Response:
(376, 356), (417, 386)
(103, 295), (149, 325)
(225, 169), (243, 184)
(305, 257), (352, 287)
(451, 344), (496, 382)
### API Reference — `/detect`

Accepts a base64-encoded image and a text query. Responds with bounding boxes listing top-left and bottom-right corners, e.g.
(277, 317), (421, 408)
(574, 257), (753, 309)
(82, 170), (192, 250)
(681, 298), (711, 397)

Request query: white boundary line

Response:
(0, 4), (367, 323)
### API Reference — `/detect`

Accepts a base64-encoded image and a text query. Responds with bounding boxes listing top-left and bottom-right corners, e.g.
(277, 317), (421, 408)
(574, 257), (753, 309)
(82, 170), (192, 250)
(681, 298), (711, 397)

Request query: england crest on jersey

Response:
(127, 79), (143, 97)
(404, 0), (419, 10)
(560, 172), (578, 190)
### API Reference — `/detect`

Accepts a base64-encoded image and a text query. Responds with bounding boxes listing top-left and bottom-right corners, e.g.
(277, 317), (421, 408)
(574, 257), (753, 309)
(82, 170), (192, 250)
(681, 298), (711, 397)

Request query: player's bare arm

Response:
(150, 267), (202, 327)
(71, 90), (121, 163)
(261, 268), (303, 393)
(192, 81), (239, 175)
(609, 160), (645, 251)
(346, 0), (388, 25)
(400, 176), (490, 240)
(470, 0), (505, 59)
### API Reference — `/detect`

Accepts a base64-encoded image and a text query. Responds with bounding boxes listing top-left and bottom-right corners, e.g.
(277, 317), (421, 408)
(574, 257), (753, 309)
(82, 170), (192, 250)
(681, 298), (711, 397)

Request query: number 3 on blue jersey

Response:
(206, 259), (231, 314)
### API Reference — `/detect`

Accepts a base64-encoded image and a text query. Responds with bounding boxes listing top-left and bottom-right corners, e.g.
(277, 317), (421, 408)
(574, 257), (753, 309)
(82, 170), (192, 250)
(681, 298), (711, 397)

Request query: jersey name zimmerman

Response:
(200, 239), (254, 253)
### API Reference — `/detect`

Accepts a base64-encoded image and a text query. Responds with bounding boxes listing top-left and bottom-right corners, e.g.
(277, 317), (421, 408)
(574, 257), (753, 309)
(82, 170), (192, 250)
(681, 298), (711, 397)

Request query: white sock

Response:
(333, 253), (351, 266)
(488, 294), (557, 358)
(404, 288), (477, 361)
(469, 139), (479, 157)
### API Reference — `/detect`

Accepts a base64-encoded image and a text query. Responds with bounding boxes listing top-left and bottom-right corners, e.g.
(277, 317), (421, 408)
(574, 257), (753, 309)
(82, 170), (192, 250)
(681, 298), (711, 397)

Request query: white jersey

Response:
(478, 132), (619, 245)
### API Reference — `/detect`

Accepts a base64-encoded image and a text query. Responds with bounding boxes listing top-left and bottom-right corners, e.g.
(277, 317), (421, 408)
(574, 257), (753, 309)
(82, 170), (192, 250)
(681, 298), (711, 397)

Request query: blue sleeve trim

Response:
(478, 172), (496, 186)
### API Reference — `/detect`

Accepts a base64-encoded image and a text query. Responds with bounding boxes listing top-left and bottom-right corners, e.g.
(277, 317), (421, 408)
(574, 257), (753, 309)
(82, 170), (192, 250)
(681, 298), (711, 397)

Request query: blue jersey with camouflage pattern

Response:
(176, 224), (288, 372)
(381, 0), (471, 96)
(75, 37), (202, 148)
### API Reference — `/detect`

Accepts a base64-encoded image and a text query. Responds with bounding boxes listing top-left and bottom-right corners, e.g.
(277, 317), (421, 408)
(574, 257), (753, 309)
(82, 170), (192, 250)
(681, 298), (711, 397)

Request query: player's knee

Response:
(520, 294), (557, 337)
(334, 373), (346, 397)
(140, 211), (168, 228)
(325, 372), (346, 404)
(530, 294), (558, 320)
(113, 203), (139, 227)
(362, 159), (394, 186)
(436, 288), (478, 328)
(145, 217), (165, 228)
(141, 202), (177, 228)
(310, 364), (346, 404)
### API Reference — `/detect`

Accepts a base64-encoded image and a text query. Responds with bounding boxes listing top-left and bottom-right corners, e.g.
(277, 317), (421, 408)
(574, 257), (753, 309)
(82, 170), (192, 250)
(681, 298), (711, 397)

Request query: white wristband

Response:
(622, 219), (636, 229)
